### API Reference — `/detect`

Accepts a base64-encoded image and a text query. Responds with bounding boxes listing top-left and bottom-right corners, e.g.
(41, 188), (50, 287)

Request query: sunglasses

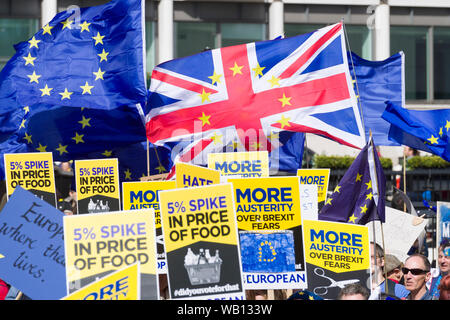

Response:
(401, 267), (428, 275)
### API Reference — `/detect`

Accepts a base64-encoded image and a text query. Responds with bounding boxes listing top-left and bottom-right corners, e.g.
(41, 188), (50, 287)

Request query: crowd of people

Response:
(0, 157), (449, 300)
(287, 239), (450, 301)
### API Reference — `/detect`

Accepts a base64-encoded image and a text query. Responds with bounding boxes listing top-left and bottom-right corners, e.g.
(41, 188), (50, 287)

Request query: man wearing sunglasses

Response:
(403, 253), (432, 300)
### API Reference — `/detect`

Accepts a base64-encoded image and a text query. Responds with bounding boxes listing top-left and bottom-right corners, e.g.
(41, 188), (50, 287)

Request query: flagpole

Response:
(147, 139), (150, 176)
(403, 153), (407, 212)
(343, 21), (366, 138)
(304, 135), (309, 168)
(368, 130), (387, 297)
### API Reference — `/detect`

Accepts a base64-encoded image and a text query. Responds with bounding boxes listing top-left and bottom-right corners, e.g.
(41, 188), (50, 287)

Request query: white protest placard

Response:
(368, 206), (428, 263)
(300, 184), (318, 222)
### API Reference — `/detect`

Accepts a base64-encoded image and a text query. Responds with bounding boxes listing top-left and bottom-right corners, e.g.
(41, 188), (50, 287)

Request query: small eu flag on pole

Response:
(0, 0), (147, 112)
(319, 136), (386, 225)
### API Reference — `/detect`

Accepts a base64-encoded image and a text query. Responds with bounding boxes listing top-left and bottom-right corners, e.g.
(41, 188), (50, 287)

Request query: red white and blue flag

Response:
(146, 23), (366, 170)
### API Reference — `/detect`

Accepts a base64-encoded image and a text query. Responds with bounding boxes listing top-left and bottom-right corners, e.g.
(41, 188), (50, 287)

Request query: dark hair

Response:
(438, 274), (450, 300)
(405, 253), (431, 272)
(337, 283), (369, 300)
(371, 242), (384, 258)
(439, 238), (450, 252)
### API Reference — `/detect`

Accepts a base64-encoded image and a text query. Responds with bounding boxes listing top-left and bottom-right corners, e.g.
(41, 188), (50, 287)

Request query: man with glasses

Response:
(403, 253), (432, 300)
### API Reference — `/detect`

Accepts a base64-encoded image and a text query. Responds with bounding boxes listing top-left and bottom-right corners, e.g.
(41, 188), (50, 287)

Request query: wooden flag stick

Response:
(147, 139), (150, 177)
(403, 153), (407, 212)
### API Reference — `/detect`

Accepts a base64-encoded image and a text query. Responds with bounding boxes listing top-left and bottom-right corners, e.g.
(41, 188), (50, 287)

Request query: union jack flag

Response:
(146, 23), (366, 173)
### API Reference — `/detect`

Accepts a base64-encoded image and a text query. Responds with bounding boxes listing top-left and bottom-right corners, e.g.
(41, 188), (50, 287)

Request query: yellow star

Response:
(355, 173), (362, 182)
(98, 49), (109, 62)
(268, 131), (280, 141)
(27, 71), (41, 84)
(250, 141), (261, 150)
(40, 84), (53, 96)
(199, 89), (211, 103)
(79, 21), (91, 32)
(23, 132), (32, 144)
(124, 168), (132, 180)
(276, 115), (291, 129)
(325, 198), (332, 205)
(231, 140), (241, 150)
(267, 76), (281, 88)
(36, 143), (47, 152)
(93, 67), (105, 80)
(72, 132), (85, 144)
(278, 93), (292, 107)
(42, 24), (53, 35)
(198, 112), (211, 126)
(366, 192), (373, 201)
(102, 150), (113, 157)
(80, 81), (94, 95)
(23, 53), (36, 66)
(19, 119), (26, 129)
(28, 36), (41, 49)
(61, 18), (73, 30)
(208, 71), (222, 85)
(156, 165), (166, 174)
(59, 88), (73, 100)
(446, 120), (450, 132)
(252, 63), (265, 78)
(229, 62), (243, 76)
(439, 127), (443, 137)
(78, 116), (91, 129)
(211, 132), (223, 145)
(334, 185), (341, 193)
(365, 180), (372, 190)
(348, 214), (358, 224)
(56, 143), (68, 156)
(23, 106), (30, 114)
(360, 204), (368, 214)
(427, 135), (439, 144)
(92, 32), (105, 45)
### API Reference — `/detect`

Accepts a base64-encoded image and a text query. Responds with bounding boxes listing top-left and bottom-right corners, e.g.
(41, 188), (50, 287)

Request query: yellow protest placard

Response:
(63, 209), (158, 300)
(122, 180), (176, 273)
(75, 158), (120, 214)
(229, 177), (307, 289)
(4, 152), (56, 206)
(159, 183), (244, 300)
(229, 177), (302, 231)
(297, 169), (330, 204)
(122, 181), (176, 225)
(175, 162), (221, 188)
(303, 219), (370, 273)
(208, 151), (269, 177)
(62, 263), (140, 300)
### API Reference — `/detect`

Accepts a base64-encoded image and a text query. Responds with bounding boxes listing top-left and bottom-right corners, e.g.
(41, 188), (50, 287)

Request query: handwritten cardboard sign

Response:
(0, 186), (66, 299)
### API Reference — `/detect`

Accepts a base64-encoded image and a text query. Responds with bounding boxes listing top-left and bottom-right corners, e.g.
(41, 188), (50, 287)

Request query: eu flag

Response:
(382, 101), (450, 162)
(0, 0), (154, 181)
(0, 0), (146, 112)
(319, 137), (386, 224)
(348, 51), (404, 146)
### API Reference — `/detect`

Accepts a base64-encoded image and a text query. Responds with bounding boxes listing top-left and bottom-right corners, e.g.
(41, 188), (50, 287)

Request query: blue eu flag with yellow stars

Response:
(239, 231), (296, 273)
(0, 0), (173, 181)
(382, 101), (450, 162)
(319, 137), (386, 224)
(0, 0), (147, 111)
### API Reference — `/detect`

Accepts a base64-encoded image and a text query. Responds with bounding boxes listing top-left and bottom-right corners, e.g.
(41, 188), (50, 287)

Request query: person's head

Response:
(337, 283), (369, 300)
(438, 274), (450, 300)
(404, 147), (419, 157)
(437, 240), (450, 274)
(384, 254), (403, 282)
(370, 242), (384, 272)
(403, 254), (431, 297)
